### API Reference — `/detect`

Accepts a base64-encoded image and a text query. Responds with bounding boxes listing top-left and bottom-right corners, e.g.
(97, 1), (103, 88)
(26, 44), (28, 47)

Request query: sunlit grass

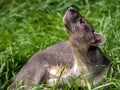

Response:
(0, 0), (120, 90)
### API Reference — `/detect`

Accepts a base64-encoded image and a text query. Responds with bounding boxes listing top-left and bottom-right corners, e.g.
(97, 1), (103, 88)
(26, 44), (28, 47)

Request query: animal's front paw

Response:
(47, 78), (58, 86)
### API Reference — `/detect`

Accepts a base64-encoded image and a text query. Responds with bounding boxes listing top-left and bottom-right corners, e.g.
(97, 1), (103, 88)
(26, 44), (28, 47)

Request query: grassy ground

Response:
(0, 0), (120, 90)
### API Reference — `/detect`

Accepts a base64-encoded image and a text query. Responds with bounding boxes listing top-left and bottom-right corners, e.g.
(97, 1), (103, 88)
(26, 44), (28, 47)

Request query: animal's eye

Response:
(80, 18), (84, 25)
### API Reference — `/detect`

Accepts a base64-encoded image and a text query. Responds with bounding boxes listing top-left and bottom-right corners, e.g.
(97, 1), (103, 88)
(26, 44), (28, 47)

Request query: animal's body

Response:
(10, 7), (111, 89)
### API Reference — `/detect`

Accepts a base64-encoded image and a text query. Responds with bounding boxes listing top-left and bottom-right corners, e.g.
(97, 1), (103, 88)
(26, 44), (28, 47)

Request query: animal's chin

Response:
(63, 16), (69, 26)
(63, 19), (67, 26)
(63, 20), (71, 30)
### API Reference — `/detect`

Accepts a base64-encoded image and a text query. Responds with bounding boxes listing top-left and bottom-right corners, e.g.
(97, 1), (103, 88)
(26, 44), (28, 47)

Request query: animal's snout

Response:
(68, 7), (76, 13)
(63, 7), (77, 28)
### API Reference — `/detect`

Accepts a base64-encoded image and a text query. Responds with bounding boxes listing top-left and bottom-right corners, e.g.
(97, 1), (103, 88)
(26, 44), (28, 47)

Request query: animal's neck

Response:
(72, 42), (89, 63)
(70, 43), (90, 74)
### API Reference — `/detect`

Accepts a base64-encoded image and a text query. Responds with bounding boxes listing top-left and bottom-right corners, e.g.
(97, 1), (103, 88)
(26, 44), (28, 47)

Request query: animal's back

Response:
(42, 41), (74, 66)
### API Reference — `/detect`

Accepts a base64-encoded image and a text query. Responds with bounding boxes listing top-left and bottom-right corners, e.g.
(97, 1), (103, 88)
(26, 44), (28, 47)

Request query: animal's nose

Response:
(68, 7), (76, 13)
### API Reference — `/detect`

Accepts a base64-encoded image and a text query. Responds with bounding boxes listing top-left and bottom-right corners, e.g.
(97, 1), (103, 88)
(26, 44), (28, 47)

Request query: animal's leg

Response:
(10, 63), (49, 90)
(47, 76), (71, 87)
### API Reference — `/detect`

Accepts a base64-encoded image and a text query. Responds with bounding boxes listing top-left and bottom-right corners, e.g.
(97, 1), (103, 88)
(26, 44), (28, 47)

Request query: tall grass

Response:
(0, 0), (120, 89)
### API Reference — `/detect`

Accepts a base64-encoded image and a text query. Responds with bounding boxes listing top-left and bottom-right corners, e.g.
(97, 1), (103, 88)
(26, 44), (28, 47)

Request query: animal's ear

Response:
(92, 32), (106, 46)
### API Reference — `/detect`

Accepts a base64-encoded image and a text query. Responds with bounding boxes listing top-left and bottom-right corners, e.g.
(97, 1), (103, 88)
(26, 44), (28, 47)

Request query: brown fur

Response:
(49, 66), (71, 78)
(63, 7), (110, 86)
(10, 7), (111, 90)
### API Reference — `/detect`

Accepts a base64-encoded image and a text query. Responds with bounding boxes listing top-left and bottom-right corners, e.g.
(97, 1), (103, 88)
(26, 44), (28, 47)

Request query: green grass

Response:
(0, 0), (120, 90)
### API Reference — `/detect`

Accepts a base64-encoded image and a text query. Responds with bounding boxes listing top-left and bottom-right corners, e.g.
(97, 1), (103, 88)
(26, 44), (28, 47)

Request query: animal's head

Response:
(63, 7), (105, 53)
